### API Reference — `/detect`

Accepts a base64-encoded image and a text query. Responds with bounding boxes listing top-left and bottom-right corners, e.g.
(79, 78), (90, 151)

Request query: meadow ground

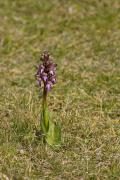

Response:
(0, 0), (120, 179)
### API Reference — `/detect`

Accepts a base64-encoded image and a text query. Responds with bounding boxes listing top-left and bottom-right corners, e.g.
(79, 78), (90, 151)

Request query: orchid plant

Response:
(35, 51), (61, 147)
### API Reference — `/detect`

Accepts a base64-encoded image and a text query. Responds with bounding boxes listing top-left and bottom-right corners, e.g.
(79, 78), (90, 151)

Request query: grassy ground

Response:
(0, 0), (120, 179)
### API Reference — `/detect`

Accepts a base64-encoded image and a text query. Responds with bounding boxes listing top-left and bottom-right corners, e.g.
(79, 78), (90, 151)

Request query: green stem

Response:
(41, 85), (49, 134)
(43, 85), (47, 109)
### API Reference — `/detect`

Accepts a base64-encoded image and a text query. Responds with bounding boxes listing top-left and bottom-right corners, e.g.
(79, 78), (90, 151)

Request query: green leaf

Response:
(40, 105), (50, 135)
(46, 120), (61, 147)
(40, 104), (61, 147)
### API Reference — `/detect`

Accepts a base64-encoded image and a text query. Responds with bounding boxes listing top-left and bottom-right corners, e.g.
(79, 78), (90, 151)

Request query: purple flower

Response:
(42, 74), (48, 82)
(37, 65), (44, 75)
(35, 51), (57, 93)
(49, 70), (54, 76)
(51, 77), (56, 84)
(45, 83), (51, 92)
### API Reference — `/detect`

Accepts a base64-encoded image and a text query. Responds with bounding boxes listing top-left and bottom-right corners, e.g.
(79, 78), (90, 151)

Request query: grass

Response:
(0, 0), (120, 179)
